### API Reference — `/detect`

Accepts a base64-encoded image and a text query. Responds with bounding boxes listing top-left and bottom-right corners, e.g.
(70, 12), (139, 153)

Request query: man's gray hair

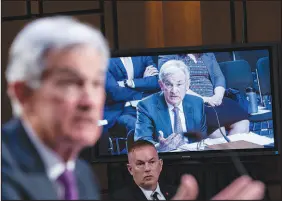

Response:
(159, 59), (190, 82)
(5, 16), (110, 116)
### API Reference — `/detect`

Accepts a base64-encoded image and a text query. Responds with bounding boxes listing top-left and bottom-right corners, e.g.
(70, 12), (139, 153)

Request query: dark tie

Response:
(151, 192), (160, 200)
(57, 170), (78, 200)
(173, 107), (183, 134)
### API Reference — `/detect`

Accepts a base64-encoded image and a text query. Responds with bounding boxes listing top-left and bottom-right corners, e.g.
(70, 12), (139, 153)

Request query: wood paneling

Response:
(2, 1), (26, 17)
(200, 1), (232, 45)
(144, 2), (164, 48)
(116, 1), (202, 49)
(116, 1), (146, 49)
(43, 1), (99, 13)
(162, 1), (202, 47)
(246, 1), (281, 42)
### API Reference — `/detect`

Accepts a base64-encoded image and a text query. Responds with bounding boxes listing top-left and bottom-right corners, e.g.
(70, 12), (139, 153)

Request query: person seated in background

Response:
(2, 16), (110, 199)
(158, 53), (250, 138)
(104, 56), (160, 137)
(134, 60), (207, 152)
(112, 140), (177, 200)
(112, 140), (265, 200)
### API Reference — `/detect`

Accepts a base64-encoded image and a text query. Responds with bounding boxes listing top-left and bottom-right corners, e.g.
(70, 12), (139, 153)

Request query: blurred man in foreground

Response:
(112, 140), (265, 200)
(2, 16), (109, 199)
(2, 16), (265, 200)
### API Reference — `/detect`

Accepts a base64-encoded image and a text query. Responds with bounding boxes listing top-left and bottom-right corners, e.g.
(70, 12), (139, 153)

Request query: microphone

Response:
(206, 104), (231, 143)
(206, 104), (249, 176)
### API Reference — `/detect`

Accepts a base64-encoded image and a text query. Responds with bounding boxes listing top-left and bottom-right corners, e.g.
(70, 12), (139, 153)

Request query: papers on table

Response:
(171, 132), (274, 152)
(204, 132), (274, 146)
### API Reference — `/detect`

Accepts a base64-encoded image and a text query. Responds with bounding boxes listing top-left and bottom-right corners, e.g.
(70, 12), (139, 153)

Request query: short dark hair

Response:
(128, 140), (156, 154)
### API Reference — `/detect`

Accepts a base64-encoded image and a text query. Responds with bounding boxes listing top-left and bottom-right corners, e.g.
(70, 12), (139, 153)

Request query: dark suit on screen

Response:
(1, 118), (100, 200)
(134, 92), (207, 144)
(104, 56), (160, 131)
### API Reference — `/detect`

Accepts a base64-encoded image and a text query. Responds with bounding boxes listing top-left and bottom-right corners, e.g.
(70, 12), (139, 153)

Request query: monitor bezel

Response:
(91, 42), (281, 164)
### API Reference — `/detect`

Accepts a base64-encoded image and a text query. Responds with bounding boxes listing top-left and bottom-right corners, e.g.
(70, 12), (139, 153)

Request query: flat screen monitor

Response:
(92, 43), (281, 163)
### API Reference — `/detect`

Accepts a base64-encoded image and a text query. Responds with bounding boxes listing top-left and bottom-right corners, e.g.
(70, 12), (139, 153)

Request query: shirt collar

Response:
(139, 183), (162, 200)
(21, 118), (75, 181)
(166, 101), (184, 113)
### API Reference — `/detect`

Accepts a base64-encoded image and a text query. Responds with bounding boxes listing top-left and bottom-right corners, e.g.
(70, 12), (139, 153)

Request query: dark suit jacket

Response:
(1, 118), (100, 200)
(134, 92), (207, 144)
(104, 56), (160, 129)
(112, 181), (177, 200)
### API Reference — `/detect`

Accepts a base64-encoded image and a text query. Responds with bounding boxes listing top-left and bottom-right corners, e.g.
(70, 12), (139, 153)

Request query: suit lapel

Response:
(183, 96), (195, 132)
(114, 58), (128, 79)
(20, 173), (58, 200)
(132, 57), (139, 78)
(156, 93), (173, 138)
(159, 183), (176, 200)
(74, 162), (93, 200)
(75, 169), (87, 199)
(131, 183), (148, 200)
(2, 119), (58, 199)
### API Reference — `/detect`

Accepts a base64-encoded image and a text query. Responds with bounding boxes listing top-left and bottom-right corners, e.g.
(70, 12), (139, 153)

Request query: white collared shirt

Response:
(187, 54), (198, 64)
(120, 57), (139, 106)
(139, 183), (166, 200)
(166, 101), (187, 134)
(120, 57), (134, 80)
(21, 118), (76, 198)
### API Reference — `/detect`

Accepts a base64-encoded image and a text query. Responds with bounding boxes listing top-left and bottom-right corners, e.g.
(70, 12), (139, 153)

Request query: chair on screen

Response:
(219, 60), (254, 93)
(219, 60), (272, 136)
(256, 57), (271, 105)
(108, 125), (127, 155)
(255, 57), (273, 136)
(126, 129), (135, 152)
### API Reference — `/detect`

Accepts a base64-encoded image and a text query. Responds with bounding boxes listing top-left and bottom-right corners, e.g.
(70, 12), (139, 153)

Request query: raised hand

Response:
(157, 131), (186, 152)
(211, 175), (265, 200)
(172, 174), (199, 200)
(172, 174), (265, 200)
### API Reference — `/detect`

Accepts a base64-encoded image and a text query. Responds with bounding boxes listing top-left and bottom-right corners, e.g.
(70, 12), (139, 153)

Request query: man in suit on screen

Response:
(134, 60), (207, 151)
(1, 16), (110, 200)
(104, 56), (160, 135)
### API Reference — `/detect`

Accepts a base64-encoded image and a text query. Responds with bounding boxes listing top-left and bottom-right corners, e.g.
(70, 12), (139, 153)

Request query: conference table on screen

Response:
(170, 132), (274, 152)
(97, 120), (274, 151)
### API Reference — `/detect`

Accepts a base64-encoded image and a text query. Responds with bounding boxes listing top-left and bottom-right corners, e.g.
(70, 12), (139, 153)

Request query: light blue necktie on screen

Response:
(173, 107), (183, 134)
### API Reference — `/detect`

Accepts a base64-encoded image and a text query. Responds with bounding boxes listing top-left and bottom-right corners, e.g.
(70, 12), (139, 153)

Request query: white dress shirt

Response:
(139, 183), (166, 200)
(120, 57), (140, 107)
(120, 57), (134, 80)
(21, 118), (75, 198)
(187, 54), (198, 63)
(166, 101), (187, 134)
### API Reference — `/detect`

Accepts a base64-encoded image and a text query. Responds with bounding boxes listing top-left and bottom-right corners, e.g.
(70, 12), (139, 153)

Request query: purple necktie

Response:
(57, 170), (78, 200)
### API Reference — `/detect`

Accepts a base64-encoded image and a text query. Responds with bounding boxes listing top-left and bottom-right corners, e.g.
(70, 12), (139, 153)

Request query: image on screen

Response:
(97, 48), (275, 157)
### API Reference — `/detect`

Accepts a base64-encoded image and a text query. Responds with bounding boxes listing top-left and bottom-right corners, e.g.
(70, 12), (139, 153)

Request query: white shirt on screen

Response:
(120, 57), (139, 106)
(187, 54), (198, 63)
(120, 57), (134, 80)
(22, 118), (75, 199)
